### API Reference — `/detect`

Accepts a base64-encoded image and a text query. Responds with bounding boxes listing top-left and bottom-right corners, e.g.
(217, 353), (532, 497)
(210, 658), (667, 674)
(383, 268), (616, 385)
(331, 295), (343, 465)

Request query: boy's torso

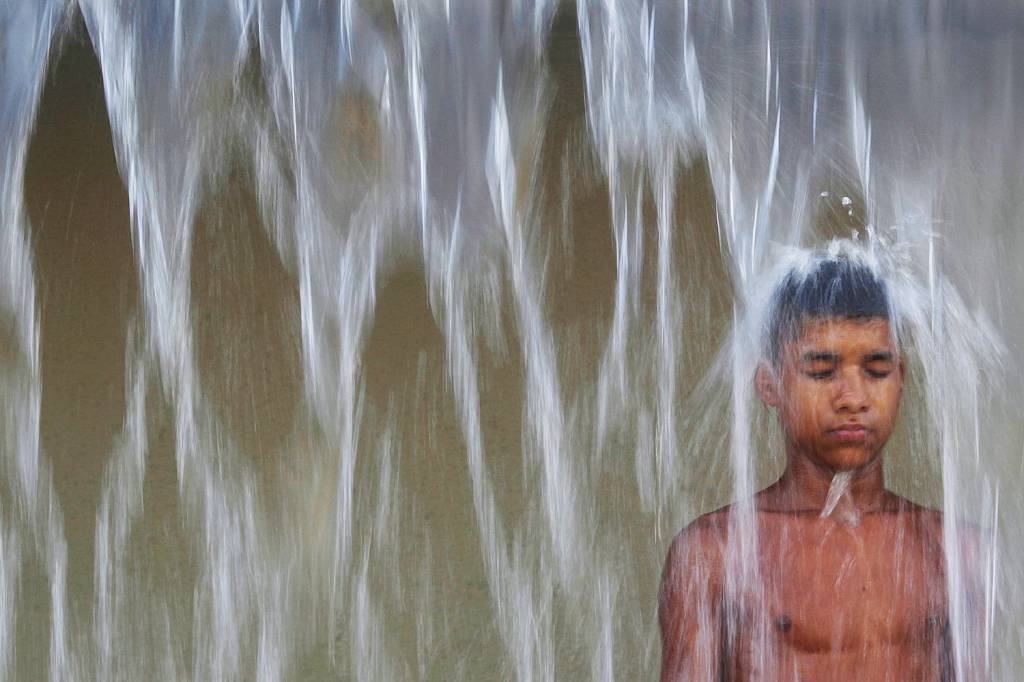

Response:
(708, 502), (950, 681)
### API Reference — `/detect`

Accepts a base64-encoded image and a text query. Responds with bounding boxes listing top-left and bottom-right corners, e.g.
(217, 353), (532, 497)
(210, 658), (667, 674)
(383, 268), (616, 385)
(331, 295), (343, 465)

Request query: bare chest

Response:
(735, 516), (948, 655)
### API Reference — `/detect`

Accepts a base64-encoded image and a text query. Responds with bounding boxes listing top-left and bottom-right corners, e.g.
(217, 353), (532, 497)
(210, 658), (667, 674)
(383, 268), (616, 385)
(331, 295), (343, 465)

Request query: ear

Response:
(755, 363), (782, 408)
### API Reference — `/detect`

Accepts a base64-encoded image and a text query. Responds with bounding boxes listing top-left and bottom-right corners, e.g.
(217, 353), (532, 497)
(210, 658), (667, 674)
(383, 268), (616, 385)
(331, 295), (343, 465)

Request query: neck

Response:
(769, 444), (889, 516)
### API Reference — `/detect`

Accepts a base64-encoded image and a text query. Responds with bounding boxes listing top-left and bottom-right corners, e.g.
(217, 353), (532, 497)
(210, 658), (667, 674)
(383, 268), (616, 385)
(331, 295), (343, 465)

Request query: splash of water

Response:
(820, 470), (852, 521)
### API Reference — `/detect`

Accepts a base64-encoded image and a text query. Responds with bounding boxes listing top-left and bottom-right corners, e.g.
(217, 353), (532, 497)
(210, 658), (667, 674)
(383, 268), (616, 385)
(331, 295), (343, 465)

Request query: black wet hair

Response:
(765, 258), (890, 364)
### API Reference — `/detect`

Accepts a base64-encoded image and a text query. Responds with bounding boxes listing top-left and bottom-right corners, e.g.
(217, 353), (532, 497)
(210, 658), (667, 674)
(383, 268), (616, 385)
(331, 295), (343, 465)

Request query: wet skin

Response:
(658, 318), (985, 681)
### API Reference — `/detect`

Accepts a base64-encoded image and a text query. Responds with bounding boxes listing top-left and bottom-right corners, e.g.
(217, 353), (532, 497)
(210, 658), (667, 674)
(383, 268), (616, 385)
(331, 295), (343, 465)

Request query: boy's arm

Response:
(658, 523), (725, 682)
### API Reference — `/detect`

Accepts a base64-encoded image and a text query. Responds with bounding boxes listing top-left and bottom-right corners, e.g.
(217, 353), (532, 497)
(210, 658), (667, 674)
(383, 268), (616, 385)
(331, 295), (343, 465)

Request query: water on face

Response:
(1, 0), (1021, 679)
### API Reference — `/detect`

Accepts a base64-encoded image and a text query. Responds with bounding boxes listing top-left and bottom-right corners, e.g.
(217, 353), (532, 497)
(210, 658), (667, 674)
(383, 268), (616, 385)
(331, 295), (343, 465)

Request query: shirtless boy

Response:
(658, 258), (984, 680)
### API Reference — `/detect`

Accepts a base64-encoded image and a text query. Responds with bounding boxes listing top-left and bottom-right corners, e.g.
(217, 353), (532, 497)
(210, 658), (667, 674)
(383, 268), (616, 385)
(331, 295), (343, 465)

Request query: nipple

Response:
(774, 615), (793, 633)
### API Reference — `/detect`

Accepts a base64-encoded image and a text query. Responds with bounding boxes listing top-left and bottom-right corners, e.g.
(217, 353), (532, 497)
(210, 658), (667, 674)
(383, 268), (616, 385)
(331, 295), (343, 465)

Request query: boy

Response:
(658, 258), (984, 680)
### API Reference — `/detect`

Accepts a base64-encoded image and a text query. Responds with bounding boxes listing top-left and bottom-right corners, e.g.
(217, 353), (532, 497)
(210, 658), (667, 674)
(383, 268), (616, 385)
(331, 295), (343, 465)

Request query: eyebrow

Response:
(801, 351), (838, 363)
(799, 350), (896, 363)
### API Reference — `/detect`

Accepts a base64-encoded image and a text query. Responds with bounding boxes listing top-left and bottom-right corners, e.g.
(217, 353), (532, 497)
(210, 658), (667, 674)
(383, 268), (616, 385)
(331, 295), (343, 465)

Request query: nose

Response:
(834, 368), (869, 413)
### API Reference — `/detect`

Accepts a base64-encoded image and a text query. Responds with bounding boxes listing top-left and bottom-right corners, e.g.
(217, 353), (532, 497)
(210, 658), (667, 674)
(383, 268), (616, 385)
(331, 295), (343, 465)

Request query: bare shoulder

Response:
(884, 494), (983, 546)
(659, 509), (731, 628)
(869, 496), (943, 556)
(881, 496), (988, 575)
(666, 507), (730, 557)
(661, 507), (732, 589)
(888, 495), (944, 527)
(658, 510), (733, 680)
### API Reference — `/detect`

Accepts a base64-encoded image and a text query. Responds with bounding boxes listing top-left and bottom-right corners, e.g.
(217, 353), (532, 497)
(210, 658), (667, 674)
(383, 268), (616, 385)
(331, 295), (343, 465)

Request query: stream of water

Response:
(1, 0), (1021, 679)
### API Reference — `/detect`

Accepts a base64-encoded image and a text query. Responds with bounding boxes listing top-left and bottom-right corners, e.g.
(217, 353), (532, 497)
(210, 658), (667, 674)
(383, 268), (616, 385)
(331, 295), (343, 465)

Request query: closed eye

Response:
(801, 351), (838, 380)
(864, 352), (895, 379)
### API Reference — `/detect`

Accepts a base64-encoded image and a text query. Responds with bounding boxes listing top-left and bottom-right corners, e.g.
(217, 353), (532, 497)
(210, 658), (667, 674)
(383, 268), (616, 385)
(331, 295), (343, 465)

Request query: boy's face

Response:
(758, 317), (904, 472)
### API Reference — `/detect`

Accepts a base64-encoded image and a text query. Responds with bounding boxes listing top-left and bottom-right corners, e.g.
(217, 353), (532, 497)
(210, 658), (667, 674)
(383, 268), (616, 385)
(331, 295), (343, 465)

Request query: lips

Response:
(829, 424), (869, 443)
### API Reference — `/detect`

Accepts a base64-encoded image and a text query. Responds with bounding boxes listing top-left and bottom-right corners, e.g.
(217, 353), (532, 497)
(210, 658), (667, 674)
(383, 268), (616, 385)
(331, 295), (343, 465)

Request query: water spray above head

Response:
(763, 249), (892, 367)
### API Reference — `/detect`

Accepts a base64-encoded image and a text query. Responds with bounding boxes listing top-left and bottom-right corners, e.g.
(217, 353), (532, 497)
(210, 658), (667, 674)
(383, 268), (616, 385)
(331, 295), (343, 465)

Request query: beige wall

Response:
(17, 7), (952, 680)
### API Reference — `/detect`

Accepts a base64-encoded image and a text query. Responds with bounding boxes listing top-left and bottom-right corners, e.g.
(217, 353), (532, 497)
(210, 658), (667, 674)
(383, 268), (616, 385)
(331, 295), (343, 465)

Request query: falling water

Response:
(1, 0), (1022, 679)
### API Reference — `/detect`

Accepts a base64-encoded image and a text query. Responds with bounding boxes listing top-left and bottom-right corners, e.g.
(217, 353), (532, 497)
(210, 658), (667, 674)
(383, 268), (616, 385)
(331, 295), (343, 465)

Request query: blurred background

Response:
(4, 0), (1022, 679)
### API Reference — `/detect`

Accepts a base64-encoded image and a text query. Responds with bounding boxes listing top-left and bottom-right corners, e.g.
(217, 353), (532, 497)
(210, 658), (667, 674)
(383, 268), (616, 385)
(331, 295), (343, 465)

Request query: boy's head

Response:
(765, 259), (891, 367)
(756, 257), (905, 472)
